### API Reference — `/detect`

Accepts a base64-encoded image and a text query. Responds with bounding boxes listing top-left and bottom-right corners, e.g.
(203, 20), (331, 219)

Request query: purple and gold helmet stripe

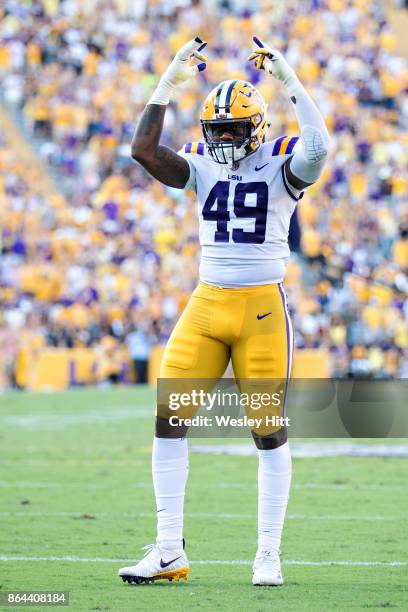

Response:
(214, 82), (225, 114)
(224, 80), (238, 112)
(215, 80), (237, 114)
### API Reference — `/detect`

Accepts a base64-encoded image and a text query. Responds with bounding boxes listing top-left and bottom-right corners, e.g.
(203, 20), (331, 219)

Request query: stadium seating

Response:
(0, 0), (407, 388)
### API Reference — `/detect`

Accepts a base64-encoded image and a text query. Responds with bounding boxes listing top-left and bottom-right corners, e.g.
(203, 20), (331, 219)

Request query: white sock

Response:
(257, 442), (292, 553)
(152, 436), (188, 551)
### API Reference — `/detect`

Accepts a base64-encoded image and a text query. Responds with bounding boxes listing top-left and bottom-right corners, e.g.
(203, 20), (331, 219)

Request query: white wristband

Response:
(147, 78), (175, 106)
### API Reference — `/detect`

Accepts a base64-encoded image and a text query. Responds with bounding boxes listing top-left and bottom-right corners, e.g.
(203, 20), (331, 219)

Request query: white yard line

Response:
(0, 481), (402, 491)
(0, 406), (152, 430)
(1, 409), (407, 452)
(191, 443), (408, 458)
(0, 481), (149, 489)
(0, 511), (405, 521)
(1, 442), (407, 464)
(0, 556), (406, 567)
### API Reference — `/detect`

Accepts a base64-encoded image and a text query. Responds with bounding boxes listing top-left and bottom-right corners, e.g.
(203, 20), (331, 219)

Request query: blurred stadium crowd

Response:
(0, 0), (407, 386)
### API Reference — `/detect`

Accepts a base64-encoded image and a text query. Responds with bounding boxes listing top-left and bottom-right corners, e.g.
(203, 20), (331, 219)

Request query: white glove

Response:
(248, 36), (298, 94)
(249, 36), (331, 183)
(148, 37), (207, 105)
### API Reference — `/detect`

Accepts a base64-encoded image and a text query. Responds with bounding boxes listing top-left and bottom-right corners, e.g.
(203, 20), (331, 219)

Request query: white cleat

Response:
(252, 549), (284, 586)
(118, 543), (189, 585)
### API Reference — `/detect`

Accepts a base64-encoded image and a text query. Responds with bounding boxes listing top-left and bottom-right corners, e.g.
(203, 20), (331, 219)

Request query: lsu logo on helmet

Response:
(200, 80), (268, 168)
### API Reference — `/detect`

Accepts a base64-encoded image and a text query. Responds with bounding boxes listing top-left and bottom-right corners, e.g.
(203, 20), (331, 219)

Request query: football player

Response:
(119, 36), (330, 586)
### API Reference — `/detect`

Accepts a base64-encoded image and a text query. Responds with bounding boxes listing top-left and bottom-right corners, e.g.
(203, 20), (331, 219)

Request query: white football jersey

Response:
(178, 137), (304, 287)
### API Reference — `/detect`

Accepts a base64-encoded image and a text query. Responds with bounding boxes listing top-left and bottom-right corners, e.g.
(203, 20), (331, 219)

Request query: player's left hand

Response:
(248, 36), (296, 85)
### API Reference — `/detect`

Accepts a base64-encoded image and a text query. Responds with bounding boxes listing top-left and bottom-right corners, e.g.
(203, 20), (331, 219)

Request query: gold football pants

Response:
(158, 282), (293, 439)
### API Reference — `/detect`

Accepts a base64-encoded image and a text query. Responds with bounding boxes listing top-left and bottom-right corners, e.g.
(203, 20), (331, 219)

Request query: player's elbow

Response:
(130, 133), (157, 164)
(320, 133), (332, 159)
(299, 125), (331, 166)
(315, 142), (329, 165)
(315, 135), (332, 168)
(131, 142), (151, 164)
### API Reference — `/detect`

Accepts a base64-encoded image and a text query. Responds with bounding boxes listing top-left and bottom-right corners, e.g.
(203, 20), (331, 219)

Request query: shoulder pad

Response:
(271, 135), (299, 156)
(182, 142), (205, 155)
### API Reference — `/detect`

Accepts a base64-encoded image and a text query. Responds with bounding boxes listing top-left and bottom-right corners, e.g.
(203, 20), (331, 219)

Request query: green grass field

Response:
(0, 388), (407, 611)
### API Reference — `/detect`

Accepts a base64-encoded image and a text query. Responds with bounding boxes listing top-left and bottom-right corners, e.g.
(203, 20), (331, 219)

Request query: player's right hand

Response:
(161, 37), (207, 88)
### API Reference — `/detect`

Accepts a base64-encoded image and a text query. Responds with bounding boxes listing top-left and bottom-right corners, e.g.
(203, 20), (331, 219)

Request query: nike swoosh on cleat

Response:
(257, 312), (272, 320)
(160, 556), (182, 568)
(255, 163), (269, 171)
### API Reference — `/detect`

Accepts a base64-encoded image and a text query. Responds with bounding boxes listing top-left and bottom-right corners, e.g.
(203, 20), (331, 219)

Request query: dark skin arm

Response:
(131, 104), (190, 188)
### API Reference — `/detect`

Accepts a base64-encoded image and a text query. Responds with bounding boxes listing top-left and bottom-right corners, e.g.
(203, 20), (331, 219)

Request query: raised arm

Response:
(131, 38), (207, 189)
(249, 37), (331, 190)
